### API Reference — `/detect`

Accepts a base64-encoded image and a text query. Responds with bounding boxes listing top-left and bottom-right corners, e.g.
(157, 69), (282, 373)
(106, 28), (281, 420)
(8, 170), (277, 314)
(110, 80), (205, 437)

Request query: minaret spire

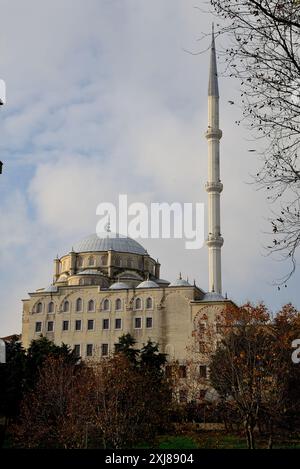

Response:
(205, 24), (224, 295)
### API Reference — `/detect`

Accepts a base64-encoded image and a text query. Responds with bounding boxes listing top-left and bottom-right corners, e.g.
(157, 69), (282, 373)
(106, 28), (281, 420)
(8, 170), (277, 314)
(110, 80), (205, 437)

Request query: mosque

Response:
(21, 30), (234, 377)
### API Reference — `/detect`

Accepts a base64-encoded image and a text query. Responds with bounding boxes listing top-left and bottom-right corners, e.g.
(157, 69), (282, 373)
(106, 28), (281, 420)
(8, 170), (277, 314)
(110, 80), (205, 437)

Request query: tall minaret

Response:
(205, 25), (224, 295)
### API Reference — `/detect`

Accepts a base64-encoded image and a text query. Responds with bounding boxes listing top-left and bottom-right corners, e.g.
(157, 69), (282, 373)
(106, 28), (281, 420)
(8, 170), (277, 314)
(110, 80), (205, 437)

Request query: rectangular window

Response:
(101, 343), (109, 357)
(75, 320), (82, 331)
(87, 319), (94, 331)
(86, 344), (93, 357)
(35, 322), (42, 333)
(146, 317), (153, 328)
(74, 344), (81, 357)
(179, 389), (187, 403)
(134, 317), (142, 329)
(47, 321), (54, 332)
(115, 318), (122, 329)
(199, 365), (207, 379)
(179, 365), (187, 378)
(102, 319), (109, 330)
(62, 320), (69, 331)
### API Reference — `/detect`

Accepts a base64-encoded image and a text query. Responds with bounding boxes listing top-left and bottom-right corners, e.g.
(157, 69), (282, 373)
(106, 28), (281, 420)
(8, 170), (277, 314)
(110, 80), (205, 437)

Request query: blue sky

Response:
(0, 0), (299, 335)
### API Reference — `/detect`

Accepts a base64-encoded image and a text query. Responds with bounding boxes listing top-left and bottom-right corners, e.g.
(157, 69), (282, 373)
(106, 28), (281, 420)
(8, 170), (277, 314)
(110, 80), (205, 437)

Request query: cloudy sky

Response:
(0, 0), (299, 336)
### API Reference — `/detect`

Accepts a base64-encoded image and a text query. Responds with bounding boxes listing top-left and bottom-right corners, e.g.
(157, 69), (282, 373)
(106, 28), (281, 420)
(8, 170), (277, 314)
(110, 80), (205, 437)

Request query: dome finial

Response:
(179, 272), (182, 280)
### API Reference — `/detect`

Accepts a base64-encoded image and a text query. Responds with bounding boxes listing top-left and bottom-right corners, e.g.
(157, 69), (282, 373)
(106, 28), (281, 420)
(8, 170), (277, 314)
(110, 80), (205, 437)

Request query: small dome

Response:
(202, 291), (224, 302)
(109, 282), (130, 290)
(73, 232), (147, 255)
(77, 269), (102, 276)
(137, 280), (159, 289)
(169, 278), (191, 287)
(45, 285), (58, 292)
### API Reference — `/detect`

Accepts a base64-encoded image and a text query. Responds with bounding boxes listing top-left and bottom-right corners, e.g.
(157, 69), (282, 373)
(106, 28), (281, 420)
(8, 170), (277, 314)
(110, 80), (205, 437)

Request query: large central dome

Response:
(73, 232), (147, 255)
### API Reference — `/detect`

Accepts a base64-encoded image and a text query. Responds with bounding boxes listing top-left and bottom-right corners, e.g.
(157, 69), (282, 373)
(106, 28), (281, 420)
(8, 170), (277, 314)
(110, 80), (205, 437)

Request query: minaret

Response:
(205, 24), (224, 294)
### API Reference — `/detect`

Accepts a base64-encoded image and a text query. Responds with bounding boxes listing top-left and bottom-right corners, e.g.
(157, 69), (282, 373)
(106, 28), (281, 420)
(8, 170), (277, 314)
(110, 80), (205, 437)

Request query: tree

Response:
(209, 0), (300, 282)
(114, 333), (140, 365)
(209, 302), (300, 448)
(13, 356), (93, 449)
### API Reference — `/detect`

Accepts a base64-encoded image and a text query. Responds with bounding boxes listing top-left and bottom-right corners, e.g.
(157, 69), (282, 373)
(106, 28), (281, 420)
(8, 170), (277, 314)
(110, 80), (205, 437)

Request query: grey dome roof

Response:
(137, 280), (159, 289)
(45, 285), (58, 292)
(73, 232), (147, 255)
(109, 282), (130, 290)
(77, 269), (102, 276)
(169, 278), (191, 287)
(202, 291), (224, 302)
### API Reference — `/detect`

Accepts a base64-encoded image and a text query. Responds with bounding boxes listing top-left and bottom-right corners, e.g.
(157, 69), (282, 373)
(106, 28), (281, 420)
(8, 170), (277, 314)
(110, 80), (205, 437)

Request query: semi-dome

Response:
(202, 291), (224, 302)
(109, 281), (130, 290)
(137, 280), (159, 289)
(169, 278), (191, 287)
(73, 232), (147, 255)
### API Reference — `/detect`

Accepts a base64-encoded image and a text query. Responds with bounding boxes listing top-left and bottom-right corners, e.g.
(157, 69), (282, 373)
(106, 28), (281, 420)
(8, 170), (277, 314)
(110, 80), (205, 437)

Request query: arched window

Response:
(146, 297), (153, 309)
(88, 299), (95, 312)
(103, 299), (110, 311)
(37, 302), (43, 313)
(63, 300), (69, 312)
(138, 258), (143, 270)
(48, 302), (54, 313)
(77, 257), (83, 268)
(127, 258), (133, 268)
(115, 298), (122, 311)
(115, 257), (121, 267)
(88, 256), (95, 266)
(76, 298), (83, 312)
(100, 255), (107, 265)
(135, 298), (142, 310)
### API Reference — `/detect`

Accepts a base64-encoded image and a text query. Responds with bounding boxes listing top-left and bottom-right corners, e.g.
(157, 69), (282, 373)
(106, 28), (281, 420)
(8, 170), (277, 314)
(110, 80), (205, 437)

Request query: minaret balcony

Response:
(206, 234), (224, 248)
(205, 181), (223, 193)
(205, 128), (222, 140)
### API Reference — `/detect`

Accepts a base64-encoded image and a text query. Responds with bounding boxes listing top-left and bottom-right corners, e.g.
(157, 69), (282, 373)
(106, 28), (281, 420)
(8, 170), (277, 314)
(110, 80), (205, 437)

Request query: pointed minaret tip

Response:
(208, 23), (219, 97)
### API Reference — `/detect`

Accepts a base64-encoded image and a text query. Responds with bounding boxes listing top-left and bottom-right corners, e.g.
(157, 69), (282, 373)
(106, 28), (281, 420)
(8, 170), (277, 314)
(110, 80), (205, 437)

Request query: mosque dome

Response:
(109, 281), (130, 290)
(202, 291), (224, 302)
(136, 280), (159, 289)
(77, 269), (103, 276)
(73, 232), (147, 255)
(169, 278), (191, 287)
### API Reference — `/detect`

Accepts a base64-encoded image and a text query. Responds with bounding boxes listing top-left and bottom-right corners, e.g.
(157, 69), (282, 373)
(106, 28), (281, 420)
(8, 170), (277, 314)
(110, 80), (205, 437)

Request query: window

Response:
(87, 319), (94, 331)
(179, 365), (187, 378)
(146, 297), (153, 309)
(48, 302), (54, 313)
(37, 302), (43, 313)
(146, 317), (153, 328)
(76, 298), (83, 312)
(102, 319), (110, 330)
(134, 317), (142, 329)
(62, 320), (69, 331)
(63, 300), (69, 312)
(79, 278), (85, 286)
(103, 299), (110, 311)
(77, 257), (83, 268)
(135, 298), (142, 310)
(100, 255), (107, 265)
(86, 344), (93, 357)
(74, 345), (81, 357)
(35, 322), (42, 333)
(179, 389), (187, 403)
(88, 299), (95, 312)
(138, 258), (143, 270)
(88, 256), (95, 266)
(199, 365), (207, 379)
(115, 318), (122, 329)
(47, 321), (54, 332)
(101, 343), (109, 357)
(115, 298), (122, 311)
(75, 320), (82, 331)
(115, 257), (121, 267)
(127, 258), (133, 268)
